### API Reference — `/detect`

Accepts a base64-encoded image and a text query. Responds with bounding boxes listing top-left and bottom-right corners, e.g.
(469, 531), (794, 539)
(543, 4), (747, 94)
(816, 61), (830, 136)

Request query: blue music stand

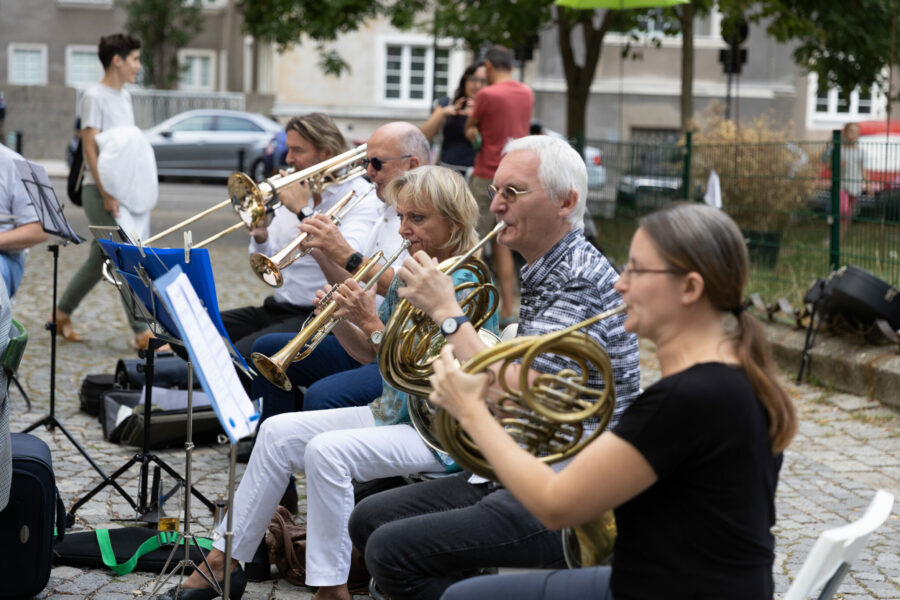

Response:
(67, 234), (249, 524)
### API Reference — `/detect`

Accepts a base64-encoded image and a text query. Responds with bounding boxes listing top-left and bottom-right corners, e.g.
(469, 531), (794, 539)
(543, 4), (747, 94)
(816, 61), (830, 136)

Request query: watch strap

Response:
(345, 252), (364, 273)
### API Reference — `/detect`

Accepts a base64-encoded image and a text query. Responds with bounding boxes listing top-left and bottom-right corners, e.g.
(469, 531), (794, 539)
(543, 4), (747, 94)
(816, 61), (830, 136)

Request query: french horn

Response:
(379, 221), (506, 399)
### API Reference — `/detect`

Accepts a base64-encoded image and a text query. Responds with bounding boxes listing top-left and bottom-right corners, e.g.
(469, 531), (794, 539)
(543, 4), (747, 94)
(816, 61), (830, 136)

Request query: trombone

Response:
(144, 144), (367, 249)
(252, 239), (411, 391)
(249, 185), (375, 288)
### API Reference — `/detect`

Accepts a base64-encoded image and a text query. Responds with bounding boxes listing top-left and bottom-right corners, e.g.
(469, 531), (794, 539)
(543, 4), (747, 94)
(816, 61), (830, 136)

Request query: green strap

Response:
(96, 529), (214, 576)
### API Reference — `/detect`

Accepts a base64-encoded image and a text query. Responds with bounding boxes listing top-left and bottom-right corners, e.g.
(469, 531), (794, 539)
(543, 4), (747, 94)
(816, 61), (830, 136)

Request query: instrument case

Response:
(823, 265), (900, 330)
(0, 433), (65, 598)
(102, 389), (223, 449)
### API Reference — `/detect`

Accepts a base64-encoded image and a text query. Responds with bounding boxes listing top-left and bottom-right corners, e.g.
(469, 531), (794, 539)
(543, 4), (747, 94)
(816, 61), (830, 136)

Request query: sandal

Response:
(52, 312), (84, 343)
(132, 329), (154, 351)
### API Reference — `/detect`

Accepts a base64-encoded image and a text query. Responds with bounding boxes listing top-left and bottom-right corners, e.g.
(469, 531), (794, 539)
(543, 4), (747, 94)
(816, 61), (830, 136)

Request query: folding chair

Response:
(1, 318), (31, 411)
(784, 489), (895, 600)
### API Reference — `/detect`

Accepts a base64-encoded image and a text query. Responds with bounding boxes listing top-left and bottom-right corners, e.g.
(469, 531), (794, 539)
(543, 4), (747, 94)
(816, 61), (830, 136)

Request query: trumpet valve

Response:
(249, 253), (284, 288)
(251, 352), (292, 392)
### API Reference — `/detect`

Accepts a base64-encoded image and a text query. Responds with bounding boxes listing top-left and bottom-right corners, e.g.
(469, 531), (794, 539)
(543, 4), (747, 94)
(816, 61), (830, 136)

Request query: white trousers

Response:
(212, 406), (444, 587)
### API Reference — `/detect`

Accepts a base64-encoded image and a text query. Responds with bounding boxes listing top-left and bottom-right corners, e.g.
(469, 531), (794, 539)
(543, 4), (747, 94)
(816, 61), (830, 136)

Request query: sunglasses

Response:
(486, 184), (541, 203)
(362, 155), (412, 172)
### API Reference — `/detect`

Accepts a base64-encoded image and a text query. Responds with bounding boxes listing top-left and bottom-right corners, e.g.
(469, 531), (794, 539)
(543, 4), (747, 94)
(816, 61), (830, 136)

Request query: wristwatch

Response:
(440, 315), (469, 337)
(370, 329), (384, 345)
(297, 205), (315, 222)
(345, 252), (364, 273)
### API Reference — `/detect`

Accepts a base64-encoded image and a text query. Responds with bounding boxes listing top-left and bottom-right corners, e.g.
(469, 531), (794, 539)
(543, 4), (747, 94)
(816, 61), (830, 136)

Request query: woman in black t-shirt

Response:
(420, 63), (486, 177)
(430, 203), (798, 600)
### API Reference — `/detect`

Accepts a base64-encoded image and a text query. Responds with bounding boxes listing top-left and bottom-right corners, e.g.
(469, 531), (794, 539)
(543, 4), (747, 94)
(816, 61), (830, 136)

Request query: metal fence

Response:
(586, 133), (900, 305)
(75, 89), (246, 129)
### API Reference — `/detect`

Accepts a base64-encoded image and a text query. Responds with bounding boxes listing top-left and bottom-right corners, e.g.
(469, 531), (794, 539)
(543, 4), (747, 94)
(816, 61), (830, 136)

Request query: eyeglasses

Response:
(486, 184), (541, 203)
(619, 265), (684, 280)
(362, 155), (412, 172)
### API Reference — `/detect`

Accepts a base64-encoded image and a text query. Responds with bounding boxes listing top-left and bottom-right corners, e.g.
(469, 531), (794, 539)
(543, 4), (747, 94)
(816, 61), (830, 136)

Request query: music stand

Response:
(66, 232), (251, 524)
(11, 162), (134, 518)
(147, 265), (259, 600)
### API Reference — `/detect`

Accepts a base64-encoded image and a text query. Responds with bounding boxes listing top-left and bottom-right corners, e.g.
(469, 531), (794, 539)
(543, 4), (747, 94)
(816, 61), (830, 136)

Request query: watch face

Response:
(370, 330), (384, 344)
(441, 317), (459, 335)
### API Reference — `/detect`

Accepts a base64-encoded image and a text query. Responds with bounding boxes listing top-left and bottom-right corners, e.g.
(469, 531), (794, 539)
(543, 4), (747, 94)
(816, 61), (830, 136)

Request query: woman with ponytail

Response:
(429, 202), (797, 600)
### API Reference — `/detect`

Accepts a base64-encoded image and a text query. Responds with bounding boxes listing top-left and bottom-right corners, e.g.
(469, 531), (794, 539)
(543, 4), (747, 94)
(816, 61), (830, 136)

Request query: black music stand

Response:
(11, 162), (134, 516)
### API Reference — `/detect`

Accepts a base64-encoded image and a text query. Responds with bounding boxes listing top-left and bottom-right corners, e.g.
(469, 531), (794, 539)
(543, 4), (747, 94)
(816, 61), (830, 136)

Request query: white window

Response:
(383, 44), (449, 105)
(807, 73), (887, 130)
(57, 0), (113, 6)
(8, 43), (48, 85)
(178, 49), (216, 91)
(183, 0), (227, 7)
(66, 45), (103, 88)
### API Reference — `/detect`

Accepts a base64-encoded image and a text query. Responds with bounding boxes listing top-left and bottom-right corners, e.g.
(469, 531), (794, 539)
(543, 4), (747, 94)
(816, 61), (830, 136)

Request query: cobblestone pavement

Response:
(7, 191), (900, 599)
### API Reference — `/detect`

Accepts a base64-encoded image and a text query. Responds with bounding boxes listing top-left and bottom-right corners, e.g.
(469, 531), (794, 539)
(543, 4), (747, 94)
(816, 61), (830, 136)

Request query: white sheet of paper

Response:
(156, 270), (258, 442)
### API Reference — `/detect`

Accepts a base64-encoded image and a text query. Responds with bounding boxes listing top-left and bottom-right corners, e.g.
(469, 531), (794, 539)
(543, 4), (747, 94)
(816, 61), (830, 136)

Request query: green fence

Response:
(586, 133), (900, 305)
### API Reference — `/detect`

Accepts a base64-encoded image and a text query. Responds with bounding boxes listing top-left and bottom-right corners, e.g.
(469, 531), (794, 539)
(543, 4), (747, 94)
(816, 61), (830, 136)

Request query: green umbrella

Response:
(555, 0), (687, 8)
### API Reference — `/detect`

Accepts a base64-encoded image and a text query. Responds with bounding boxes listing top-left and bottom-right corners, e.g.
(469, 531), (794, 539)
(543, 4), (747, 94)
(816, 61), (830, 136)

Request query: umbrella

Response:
(556, 0), (687, 8)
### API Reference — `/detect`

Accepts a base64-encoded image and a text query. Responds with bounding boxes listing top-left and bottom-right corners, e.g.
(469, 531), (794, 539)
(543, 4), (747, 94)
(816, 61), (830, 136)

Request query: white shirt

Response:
(363, 202), (407, 266)
(0, 145), (41, 249)
(250, 176), (381, 307)
(80, 83), (135, 186)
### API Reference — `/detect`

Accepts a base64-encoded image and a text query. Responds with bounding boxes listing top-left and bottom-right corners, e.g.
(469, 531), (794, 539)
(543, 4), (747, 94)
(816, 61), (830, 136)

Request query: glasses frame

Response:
(619, 266), (685, 280)
(486, 184), (541, 203)
(362, 154), (413, 172)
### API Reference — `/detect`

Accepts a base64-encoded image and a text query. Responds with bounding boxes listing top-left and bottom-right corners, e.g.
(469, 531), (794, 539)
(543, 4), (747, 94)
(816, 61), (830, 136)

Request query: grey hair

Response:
(398, 126), (431, 164)
(502, 135), (587, 231)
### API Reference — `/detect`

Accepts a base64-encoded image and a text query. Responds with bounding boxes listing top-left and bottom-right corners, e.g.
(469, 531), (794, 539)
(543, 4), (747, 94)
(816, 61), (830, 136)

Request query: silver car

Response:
(144, 109), (282, 180)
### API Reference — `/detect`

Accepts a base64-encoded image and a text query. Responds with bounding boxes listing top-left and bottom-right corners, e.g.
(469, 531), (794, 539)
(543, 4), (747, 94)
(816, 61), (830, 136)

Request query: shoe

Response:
(153, 565), (247, 600)
(235, 440), (253, 464)
(133, 329), (154, 351)
(243, 537), (272, 581)
(52, 312), (84, 342)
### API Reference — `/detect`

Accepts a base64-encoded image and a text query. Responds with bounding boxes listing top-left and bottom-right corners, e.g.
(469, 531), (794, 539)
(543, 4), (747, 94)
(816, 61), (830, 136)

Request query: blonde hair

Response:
(383, 165), (479, 256)
(285, 112), (348, 158)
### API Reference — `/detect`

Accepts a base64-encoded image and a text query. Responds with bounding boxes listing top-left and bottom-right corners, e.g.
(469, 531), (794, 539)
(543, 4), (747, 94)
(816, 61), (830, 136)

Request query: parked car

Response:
(144, 109), (283, 180)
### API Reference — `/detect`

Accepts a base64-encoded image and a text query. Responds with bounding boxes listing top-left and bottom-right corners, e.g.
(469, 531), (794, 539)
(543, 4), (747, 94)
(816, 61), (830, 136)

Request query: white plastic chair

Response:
(783, 489), (895, 600)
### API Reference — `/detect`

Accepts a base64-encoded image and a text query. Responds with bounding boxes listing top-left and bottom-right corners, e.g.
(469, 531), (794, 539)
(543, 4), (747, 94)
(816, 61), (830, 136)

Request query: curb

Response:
(762, 320), (900, 410)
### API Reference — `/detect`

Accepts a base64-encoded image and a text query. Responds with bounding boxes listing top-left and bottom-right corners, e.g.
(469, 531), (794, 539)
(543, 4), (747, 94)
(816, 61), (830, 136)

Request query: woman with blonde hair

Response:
(431, 202), (797, 600)
(155, 165), (497, 600)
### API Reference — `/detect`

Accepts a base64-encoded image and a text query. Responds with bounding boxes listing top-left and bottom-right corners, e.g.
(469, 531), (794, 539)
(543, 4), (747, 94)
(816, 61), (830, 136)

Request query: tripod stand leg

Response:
(67, 454), (142, 526)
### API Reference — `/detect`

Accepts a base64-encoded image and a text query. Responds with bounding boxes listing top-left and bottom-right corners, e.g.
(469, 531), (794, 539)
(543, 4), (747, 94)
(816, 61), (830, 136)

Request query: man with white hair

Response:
(347, 135), (642, 600)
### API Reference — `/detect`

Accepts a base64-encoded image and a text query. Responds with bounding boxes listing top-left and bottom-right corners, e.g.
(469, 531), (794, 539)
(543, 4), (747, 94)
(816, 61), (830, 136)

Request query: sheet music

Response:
(154, 266), (258, 443)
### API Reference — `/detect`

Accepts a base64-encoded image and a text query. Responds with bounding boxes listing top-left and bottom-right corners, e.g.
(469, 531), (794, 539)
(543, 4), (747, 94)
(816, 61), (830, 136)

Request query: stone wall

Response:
(2, 85), (77, 160)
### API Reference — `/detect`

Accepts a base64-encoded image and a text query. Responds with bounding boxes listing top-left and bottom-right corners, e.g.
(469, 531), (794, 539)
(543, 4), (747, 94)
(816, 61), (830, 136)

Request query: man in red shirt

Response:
(465, 46), (534, 325)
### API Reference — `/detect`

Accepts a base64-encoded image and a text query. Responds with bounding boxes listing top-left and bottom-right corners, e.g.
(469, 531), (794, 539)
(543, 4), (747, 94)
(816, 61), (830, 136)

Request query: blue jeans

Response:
(441, 567), (613, 600)
(0, 252), (25, 298)
(348, 472), (567, 600)
(249, 333), (383, 424)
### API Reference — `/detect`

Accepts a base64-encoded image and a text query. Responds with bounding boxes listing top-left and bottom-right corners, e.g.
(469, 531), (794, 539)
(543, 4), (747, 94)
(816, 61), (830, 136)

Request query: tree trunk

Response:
(680, 2), (695, 133)
(556, 8), (615, 147)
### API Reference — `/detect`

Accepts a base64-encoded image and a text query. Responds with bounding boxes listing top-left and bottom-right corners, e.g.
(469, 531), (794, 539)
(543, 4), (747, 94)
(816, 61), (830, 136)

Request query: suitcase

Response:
(0, 433), (65, 598)
(79, 373), (118, 417)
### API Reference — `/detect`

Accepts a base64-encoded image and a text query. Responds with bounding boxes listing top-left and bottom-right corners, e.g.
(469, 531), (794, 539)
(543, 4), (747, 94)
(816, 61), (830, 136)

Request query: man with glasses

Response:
(347, 135), (641, 600)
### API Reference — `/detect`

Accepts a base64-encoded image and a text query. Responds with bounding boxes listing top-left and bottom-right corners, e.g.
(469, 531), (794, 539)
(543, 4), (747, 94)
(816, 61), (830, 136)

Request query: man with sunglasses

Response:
(347, 135), (641, 600)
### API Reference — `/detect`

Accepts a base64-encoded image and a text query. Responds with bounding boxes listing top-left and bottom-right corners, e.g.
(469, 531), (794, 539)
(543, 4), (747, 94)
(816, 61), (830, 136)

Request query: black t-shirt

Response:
(436, 97), (476, 169)
(610, 363), (782, 600)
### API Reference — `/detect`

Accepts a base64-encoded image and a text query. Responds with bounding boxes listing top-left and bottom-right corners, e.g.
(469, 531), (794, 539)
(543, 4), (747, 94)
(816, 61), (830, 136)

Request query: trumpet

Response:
(249, 185), (375, 288)
(379, 221), (506, 399)
(252, 239), (411, 391)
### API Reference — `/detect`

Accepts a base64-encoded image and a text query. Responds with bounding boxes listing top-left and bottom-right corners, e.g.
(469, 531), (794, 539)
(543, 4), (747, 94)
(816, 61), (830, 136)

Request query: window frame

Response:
(178, 48), (217, 92)
(377, 34), (458, 109)
(7, 43), (49, 86)
(65, 44), (104, 88)
(806, 73), (887, 131)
